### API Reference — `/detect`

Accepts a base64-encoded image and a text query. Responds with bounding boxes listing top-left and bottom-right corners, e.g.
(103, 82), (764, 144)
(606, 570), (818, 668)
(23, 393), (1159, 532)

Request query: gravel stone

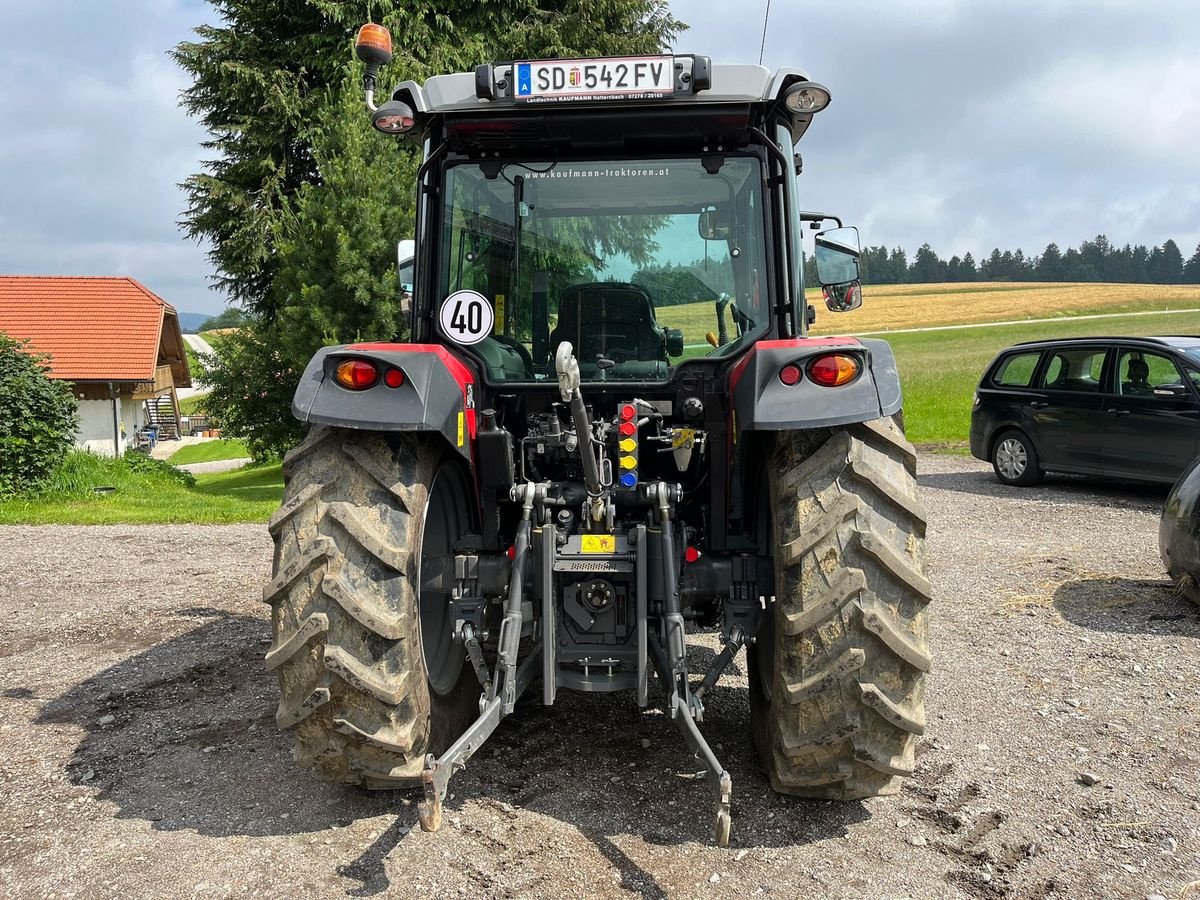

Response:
(1, 456), (1197, 899)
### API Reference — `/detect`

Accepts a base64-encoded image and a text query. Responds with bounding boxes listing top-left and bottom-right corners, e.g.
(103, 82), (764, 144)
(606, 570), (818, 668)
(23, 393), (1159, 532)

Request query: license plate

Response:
(514, 56), (674, 103)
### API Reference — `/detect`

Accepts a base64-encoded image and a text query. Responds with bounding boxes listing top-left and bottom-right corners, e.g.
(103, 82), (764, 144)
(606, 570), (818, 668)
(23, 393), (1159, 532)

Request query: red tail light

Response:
(778, 363), (803, 386)
(384, 367), (405, 388)
(807, 354), (860, 387)
(334, 359), (379, 390)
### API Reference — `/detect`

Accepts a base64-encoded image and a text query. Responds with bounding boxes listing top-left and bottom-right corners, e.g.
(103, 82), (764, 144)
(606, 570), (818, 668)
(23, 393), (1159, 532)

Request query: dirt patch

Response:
(1, 461), (1199, 898)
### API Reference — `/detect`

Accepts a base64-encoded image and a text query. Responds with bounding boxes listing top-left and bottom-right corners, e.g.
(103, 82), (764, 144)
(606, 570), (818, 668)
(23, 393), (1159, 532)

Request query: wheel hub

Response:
(996, 438), (1027, 480)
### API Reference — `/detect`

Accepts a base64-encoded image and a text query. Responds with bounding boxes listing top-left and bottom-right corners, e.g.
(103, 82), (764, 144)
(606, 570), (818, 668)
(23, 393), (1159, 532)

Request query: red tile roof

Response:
(0, 276), (177, 382)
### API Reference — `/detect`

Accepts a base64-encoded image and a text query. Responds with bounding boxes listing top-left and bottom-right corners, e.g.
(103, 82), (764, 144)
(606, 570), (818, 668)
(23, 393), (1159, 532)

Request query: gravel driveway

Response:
(1, 454), (1197, 899)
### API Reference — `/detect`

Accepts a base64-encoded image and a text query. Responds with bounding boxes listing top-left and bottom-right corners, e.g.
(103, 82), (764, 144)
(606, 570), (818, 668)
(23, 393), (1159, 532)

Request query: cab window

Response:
(1039, 348), (1107, 393)
(992, 351), (1041, 387)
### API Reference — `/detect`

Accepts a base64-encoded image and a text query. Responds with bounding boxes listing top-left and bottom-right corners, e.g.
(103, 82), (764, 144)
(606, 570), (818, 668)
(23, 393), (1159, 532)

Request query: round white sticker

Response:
(439, 290), (494, 345)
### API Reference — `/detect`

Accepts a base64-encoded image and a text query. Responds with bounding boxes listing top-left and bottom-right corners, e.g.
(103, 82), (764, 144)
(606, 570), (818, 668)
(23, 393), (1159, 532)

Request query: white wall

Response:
(76, 398), (120, 456)
(74, 396), (141, 456)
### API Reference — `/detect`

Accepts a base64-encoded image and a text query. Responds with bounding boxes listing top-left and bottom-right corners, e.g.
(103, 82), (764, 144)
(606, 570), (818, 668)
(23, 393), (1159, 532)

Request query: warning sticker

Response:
(580, 534), (616, 554)
(456, 411), (464, 447)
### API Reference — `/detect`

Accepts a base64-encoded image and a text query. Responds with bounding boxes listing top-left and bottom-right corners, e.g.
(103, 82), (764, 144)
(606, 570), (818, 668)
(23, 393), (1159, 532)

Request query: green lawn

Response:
(0, 452), (283, 525)
(179, 393), (207, 416)
(167, 438), (251, 465)
(891, 310), (1200, 445)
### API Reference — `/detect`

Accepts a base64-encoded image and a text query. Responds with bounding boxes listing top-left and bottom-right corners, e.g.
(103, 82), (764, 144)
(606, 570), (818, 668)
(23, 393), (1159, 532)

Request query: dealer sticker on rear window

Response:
(439, 290), (494, 345)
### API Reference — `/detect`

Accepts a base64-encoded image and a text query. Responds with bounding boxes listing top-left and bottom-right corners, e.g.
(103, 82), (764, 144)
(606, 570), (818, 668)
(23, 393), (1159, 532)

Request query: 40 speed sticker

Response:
(439, 290), (494, 345)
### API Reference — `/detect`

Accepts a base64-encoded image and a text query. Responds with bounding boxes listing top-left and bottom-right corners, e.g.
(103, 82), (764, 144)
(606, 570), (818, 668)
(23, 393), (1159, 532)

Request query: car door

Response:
(1026, 346), (1111, 472)
(1103, 348), (1200, 481)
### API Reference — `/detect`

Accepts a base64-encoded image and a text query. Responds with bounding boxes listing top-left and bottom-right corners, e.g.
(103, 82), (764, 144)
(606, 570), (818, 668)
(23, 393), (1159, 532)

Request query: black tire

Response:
(263, 427), (479, 788)
(990, 428), (1042, 486)
(748, 416), (932, 800)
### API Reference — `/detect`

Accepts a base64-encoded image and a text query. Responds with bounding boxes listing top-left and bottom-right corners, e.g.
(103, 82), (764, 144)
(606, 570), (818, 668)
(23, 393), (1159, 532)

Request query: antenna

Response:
(758, 0), (771, 66)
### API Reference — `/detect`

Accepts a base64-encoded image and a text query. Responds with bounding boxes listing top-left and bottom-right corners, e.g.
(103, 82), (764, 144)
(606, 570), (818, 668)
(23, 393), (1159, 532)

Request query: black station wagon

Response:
(970, 336), (1200, 486)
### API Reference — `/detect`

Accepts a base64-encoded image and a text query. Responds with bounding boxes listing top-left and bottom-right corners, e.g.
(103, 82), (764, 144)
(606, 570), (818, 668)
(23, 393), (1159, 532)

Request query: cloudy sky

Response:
(1, 0), (1197, 315)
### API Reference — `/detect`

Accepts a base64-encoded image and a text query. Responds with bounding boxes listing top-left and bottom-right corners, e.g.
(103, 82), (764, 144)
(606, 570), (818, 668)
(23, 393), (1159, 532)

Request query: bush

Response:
(195, 323), (303, 461)
(123, 449), (196, 487)
(0, 333), (78, 496)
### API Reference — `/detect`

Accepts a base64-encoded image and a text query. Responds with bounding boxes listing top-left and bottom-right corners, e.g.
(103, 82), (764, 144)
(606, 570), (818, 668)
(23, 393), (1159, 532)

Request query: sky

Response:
(0, 1), (1197, 315)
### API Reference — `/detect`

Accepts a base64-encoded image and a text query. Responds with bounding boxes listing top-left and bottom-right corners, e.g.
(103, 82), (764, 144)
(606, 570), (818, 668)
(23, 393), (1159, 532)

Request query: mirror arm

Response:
(798, 211), (843, 228)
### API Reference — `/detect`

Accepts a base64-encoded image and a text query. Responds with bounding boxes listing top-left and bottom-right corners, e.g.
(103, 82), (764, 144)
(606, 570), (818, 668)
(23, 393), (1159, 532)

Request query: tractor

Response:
(263, 23), (931, 846)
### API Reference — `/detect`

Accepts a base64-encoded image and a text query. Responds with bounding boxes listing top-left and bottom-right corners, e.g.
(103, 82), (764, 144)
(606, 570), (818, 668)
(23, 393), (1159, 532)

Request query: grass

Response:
(167, 439), (251, 465)
(812, 281), (1200, 335)
(178, 393), (206, 416)
(891, 309), (1200, 445)
(0, 452), (283, 525)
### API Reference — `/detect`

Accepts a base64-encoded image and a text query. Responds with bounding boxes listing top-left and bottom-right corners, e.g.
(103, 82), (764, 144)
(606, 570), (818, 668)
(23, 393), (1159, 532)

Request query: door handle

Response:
(1106, 408), (1130, 417)
(1028, 401), (1049, 409)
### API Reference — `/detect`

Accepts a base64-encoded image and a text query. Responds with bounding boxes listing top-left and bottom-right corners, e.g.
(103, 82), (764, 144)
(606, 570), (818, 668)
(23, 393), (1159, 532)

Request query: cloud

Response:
(0, 0), (224, 314)
(677, 0), (1200, 259)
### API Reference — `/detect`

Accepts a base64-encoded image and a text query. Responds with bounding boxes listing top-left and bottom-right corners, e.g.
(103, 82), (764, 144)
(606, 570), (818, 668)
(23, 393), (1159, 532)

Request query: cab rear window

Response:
(992, 352), (1041, 387)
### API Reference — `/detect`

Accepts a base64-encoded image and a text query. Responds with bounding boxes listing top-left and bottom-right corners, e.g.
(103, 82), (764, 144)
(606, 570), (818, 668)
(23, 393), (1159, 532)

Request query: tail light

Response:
(334, 359), (379, 390)
(778, 363), (803, 386)
(807, 354), (860, 387)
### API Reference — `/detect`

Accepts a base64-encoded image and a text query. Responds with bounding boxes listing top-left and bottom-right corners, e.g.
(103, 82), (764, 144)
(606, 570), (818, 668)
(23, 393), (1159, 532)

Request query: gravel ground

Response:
(1, 453), (1198, 899)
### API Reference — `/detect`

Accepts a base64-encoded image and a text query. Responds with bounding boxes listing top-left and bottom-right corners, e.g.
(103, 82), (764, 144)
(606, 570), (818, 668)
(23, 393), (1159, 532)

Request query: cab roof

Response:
(394, 61), (811, 115)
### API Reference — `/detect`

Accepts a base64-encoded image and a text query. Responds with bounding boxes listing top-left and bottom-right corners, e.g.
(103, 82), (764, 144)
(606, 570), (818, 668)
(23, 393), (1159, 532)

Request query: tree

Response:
(195, 326), (304, 461)
(909, 243), (945, 283)
(174, 0), (684, 321)
(1037, 243), (1063, 281)
(1184, 243), (1200, 284)
(1158, 239), (1185, 284)
(198, 307), (248, 331)
(178, 1), (685, 457)
(0, 333), (78, 496)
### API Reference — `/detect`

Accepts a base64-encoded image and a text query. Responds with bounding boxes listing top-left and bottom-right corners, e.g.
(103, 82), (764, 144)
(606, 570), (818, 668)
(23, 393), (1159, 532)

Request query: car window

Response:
(992, 351), (1041, 387)
(1039, 348), (1107, 392)
(1116, 349), (1184, 397)
(1186, 368), (1200, 391)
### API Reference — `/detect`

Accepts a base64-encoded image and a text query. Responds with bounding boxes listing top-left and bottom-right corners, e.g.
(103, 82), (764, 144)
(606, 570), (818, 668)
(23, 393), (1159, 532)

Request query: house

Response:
(0, 276), (192, 456)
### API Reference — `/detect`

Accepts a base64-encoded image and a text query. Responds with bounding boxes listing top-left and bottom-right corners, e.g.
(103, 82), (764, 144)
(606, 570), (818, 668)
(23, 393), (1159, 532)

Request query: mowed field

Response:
(656, 282), (1200, 445)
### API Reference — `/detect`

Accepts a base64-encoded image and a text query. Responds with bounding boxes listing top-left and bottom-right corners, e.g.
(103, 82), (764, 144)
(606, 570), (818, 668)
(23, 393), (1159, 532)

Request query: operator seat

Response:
(550, 283), (668, 370)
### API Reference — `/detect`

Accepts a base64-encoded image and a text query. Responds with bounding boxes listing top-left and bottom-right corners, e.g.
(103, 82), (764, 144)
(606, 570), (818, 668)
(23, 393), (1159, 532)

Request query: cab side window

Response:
(1116, 350), (1184, 397)
(992, 351), (1041, 387)
(1038, 349), (1107, 393)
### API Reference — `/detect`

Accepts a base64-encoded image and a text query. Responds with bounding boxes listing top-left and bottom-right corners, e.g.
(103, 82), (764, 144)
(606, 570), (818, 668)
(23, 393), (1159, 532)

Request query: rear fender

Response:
(729, 337), (902, 432)
(291, 343), (476, 464)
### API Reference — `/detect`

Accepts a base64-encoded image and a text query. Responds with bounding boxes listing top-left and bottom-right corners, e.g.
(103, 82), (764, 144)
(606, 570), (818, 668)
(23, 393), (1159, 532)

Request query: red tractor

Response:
(263, 23), (930, 845)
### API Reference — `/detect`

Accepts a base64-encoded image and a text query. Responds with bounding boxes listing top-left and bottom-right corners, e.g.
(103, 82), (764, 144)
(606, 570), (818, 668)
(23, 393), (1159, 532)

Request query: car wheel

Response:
(991, 429), (1042, 486)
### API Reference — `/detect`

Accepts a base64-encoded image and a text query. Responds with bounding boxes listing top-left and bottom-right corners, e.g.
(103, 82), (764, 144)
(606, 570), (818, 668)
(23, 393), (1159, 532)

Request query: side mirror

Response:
(822, 281), (862, 313)
(666, 328), (684, 357)
(397, 239), (415, 294)
(813, 225), (861, 287)
(698, 208), (730, 241)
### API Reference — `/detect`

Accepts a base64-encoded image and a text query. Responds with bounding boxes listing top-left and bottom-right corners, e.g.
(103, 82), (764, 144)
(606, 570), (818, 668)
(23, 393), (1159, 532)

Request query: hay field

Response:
(808, 281), (1200, 334)
(655, 282), (1200, 344)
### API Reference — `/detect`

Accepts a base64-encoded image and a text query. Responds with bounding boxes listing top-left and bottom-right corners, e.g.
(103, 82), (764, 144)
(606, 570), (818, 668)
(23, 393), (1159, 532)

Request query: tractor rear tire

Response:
(263, 427), (480, 788)
(749, 416), (932, 799)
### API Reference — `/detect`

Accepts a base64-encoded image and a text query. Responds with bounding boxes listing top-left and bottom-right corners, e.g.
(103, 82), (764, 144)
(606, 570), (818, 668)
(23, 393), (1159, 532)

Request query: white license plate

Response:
(513, 56), (674, 103)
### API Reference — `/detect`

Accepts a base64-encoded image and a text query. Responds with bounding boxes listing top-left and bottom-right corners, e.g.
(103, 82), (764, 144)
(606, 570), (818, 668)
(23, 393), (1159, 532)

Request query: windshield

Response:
(437, 157), (770, 382)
